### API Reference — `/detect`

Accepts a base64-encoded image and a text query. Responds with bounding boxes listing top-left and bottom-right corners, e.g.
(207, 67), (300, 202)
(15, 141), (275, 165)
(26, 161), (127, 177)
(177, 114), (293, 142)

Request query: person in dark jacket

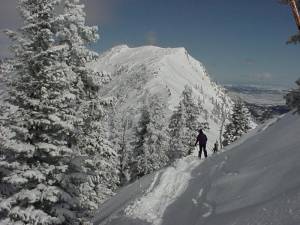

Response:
(195, 129), (208, 159)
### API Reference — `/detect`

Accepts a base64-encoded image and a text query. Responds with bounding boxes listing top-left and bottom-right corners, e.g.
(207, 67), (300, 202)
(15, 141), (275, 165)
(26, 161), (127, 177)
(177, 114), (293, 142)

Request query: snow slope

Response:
(91, 45), (234, 148)
(93, 111), (300, 225)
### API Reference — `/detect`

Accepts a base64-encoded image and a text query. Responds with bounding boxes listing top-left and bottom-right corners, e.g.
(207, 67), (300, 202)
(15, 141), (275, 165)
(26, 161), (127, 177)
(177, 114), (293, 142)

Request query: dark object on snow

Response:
(195, 129), (208, 159)
(213, 141), (219, 153)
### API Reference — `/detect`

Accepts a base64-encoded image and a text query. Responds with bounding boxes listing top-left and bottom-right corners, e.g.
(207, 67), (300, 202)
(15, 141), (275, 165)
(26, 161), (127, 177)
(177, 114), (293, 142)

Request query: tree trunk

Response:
(289, 0), (300, 30)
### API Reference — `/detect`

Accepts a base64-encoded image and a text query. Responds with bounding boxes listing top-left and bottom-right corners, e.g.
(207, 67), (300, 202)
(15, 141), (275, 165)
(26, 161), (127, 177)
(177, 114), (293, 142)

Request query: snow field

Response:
(124, 157), (201, 225)
(93, 112), (300, 225)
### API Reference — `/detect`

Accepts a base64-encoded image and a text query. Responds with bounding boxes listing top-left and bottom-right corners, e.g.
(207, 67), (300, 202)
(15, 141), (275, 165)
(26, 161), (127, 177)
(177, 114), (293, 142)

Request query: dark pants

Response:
(198, 144), (207, 159)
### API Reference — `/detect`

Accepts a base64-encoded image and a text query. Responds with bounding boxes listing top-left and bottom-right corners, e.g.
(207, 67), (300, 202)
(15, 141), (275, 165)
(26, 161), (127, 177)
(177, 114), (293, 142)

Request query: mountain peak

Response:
(91, 44), (234, 147)
(107, 45), (188, 58)
(94, 45), (198, 75)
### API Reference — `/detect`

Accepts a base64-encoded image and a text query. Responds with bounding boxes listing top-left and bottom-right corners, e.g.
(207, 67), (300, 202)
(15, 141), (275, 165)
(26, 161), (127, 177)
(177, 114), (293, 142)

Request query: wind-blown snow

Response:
(93, 112), (300, 225)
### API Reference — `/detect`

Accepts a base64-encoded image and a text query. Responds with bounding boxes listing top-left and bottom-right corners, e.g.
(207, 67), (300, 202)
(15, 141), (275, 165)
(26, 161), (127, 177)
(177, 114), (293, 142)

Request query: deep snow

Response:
(91, 45), (235, 148)
(93, 112), (300, 225)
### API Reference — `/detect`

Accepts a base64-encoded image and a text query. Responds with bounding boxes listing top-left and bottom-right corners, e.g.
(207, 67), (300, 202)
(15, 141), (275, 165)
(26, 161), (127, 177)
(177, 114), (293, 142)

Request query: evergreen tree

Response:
(168, 86), (209, 161)
(0, 0), (87, 224)
(0, 104), (14, 204)
(130, 102), (151, 179)
(279, 1), (300, 112)
(110, 110), (134, 186)
(286, 78), (300, 113)
(181, 86), (201, 155)
(77, 117), (119, 215)
(57, 0), (119, 216)
(222, 99), (251, 147)
(168, 101), (188, 160)
(131, 96), (169, 179)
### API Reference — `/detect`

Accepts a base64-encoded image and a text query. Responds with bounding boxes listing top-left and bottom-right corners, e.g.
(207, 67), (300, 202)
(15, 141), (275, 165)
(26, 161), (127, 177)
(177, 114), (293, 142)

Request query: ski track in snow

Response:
(124, 157), (201, 225)
(192, 198), (198, 206)
(192, 188), (204, 206)
(198, 188), (204, 198)
(202, 202), (213, 218)
(146, 171), (160, 194)
(258, 113), (285, 132)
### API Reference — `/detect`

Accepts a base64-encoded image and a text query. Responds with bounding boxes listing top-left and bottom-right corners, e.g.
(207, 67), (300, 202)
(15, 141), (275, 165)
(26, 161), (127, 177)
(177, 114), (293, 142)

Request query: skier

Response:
(213, 140), (219, 153)
(195, 129), (208, 159)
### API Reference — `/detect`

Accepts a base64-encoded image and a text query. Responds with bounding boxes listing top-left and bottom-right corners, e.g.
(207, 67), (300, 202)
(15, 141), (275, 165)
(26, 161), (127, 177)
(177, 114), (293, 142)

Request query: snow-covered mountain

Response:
(91, 45), (234, 148)
(93, 112), (300, 225)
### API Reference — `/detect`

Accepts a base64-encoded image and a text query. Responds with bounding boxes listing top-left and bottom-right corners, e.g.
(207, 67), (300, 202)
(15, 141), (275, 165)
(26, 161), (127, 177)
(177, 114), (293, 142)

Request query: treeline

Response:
(115, 86), (210, 184)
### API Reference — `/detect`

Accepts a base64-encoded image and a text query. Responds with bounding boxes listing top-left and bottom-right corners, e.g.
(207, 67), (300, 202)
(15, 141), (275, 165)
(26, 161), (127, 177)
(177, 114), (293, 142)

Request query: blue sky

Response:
(1, 0), (300, 87)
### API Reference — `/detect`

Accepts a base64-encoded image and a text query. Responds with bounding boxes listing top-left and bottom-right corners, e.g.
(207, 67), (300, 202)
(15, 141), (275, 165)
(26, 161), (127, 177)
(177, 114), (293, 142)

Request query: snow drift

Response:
(93, 111), (300, 225)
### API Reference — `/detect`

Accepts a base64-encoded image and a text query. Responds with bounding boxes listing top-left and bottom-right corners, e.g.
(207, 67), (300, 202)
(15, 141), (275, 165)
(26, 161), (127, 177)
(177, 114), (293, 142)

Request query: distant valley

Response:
(224, 85), (290, 123)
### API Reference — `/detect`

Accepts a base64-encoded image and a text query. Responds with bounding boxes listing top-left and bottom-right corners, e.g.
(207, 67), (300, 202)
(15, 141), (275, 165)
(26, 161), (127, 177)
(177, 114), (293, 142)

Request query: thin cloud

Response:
(244, 58), (256, 65)
(254, 72), (273, 81)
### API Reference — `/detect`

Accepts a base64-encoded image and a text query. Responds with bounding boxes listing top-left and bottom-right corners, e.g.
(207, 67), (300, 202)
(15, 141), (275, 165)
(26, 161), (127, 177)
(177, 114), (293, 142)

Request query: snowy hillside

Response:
(91, 45), (234, 148)
(93, 112), (300, 225)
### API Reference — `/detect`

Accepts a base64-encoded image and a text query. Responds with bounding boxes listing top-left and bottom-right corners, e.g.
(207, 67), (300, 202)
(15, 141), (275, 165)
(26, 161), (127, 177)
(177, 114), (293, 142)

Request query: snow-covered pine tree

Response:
(219, 102), (228, 149)
(77, 114), (119, 216)
(186, 86), (208, 153)
(130, 101), (151, 179)
(181, 86), (201, 155)
(0, 59), (15, 203)
(222, 99), (251, 147)
(168, 101), (187, 161)
(0, 103), (14, 204)
(286, 78), (300, 112)
(131, 96), (169, 179)
(0, 0), (87, 224)
(138, 96), (169, 175)
(280, 1), (300, 113)
(57, 0), (119, 215)
(168, 85), (208, 161)
(109, 110), (134, 186)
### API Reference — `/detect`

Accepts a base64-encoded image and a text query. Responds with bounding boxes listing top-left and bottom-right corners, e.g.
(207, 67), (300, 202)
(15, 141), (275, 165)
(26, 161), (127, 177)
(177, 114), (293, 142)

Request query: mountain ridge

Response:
(91, 45), (235, 148)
